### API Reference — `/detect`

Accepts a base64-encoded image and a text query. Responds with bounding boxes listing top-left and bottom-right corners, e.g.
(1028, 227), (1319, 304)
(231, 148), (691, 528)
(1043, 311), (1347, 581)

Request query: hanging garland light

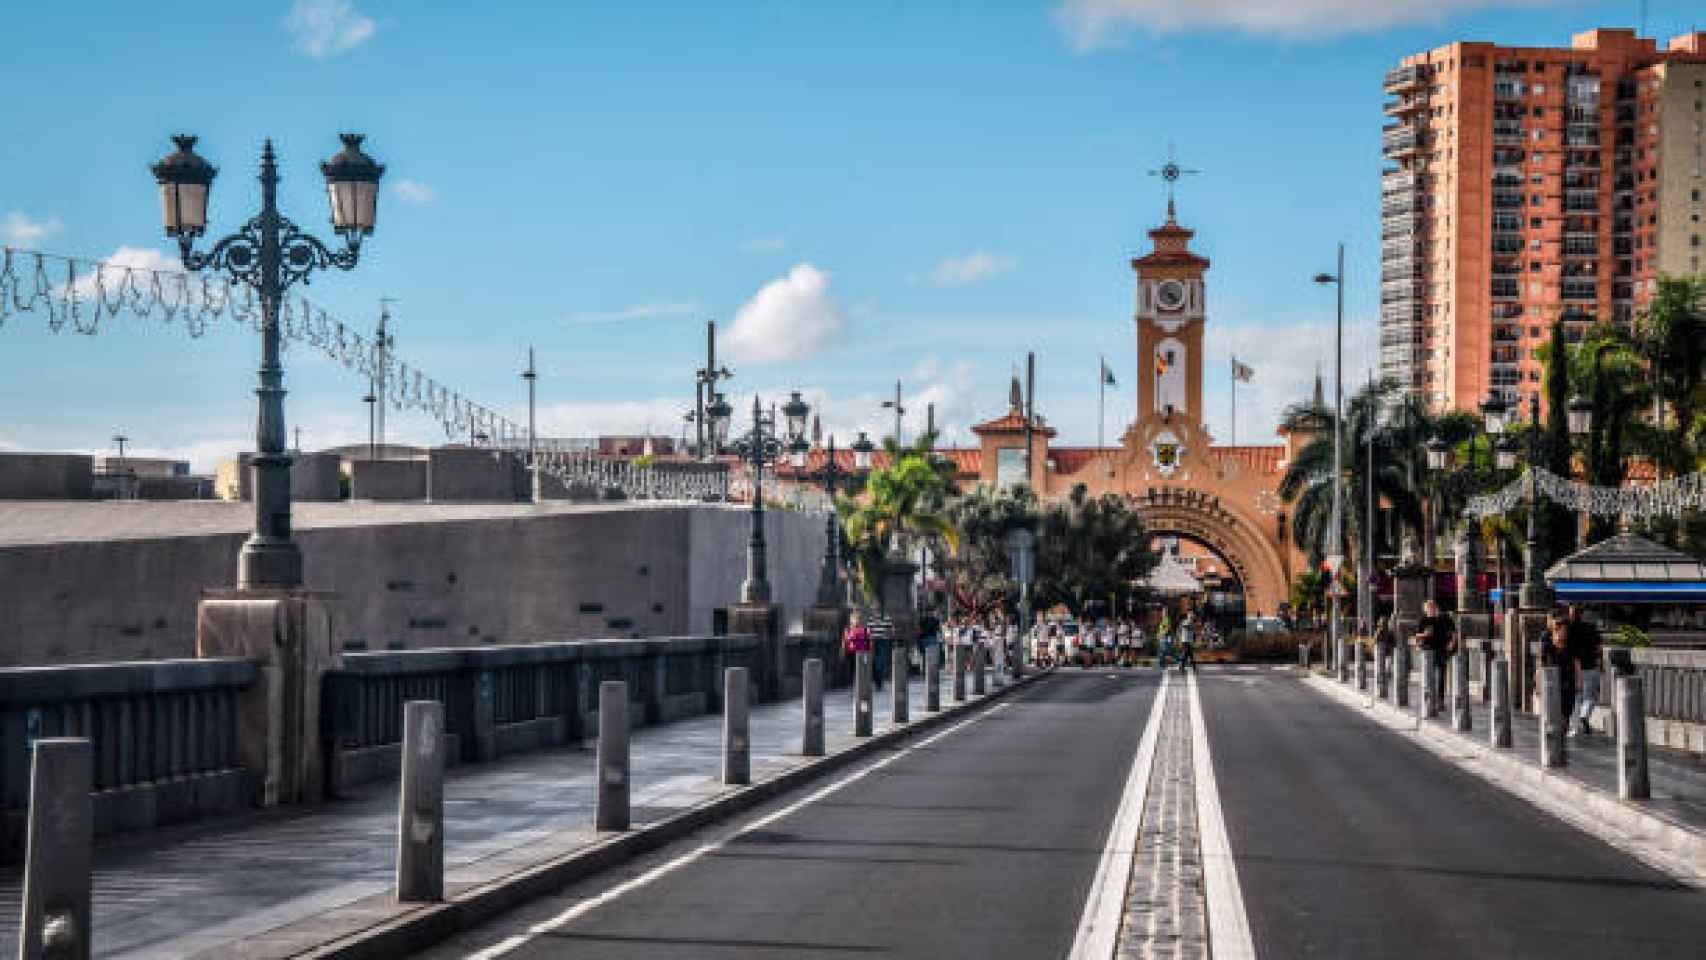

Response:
(2, 245), (763, 507)
(1465, 467), (1706, 520)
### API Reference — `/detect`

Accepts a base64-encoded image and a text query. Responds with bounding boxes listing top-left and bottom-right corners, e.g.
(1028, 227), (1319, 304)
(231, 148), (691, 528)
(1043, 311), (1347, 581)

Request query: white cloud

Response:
(391, 178), (435, 205)
(284, 0), (378, 58)
(564, 302), (701, 325)
(1201, 314), (1379, 443)
(726, 263), (845, 364)
(66, 246), (186, 300)
(928, 251), (1013, 288)
(3, 212), (62, 247)
(1053, 0), (1550, 49)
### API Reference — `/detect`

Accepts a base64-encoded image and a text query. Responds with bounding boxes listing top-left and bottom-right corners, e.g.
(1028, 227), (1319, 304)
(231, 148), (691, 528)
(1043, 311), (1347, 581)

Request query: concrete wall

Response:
(0, 454), (93, 499)
(216, 453), (346, 502)
(0, 504), (826, 666)
(427, 448), (527, 502)
(350, 459), (428, 501)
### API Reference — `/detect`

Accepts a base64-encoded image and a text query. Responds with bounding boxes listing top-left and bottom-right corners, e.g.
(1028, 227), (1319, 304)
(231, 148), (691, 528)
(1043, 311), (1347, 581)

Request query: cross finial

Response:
(1147, 142), (1199, 222)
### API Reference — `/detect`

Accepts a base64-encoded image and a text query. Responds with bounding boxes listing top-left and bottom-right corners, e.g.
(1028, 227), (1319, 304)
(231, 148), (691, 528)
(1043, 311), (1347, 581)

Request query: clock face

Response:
(1156, 279), (1186, 312)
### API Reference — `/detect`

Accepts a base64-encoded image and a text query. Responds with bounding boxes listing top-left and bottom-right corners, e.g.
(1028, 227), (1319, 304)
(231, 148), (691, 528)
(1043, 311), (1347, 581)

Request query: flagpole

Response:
(1098, 355), (1106, 453)
(1230, 355), (1237, 448)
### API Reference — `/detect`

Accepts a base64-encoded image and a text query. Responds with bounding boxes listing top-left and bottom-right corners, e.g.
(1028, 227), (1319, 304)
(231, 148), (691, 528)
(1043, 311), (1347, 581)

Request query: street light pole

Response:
(882, 380), (906, 447)
(817, 435), (843, 605)
(523, 347), (539, 501)
(1520, 392), (1552, 610)
(153, 133), (383, 590)
(1314, 243), (1346, 665)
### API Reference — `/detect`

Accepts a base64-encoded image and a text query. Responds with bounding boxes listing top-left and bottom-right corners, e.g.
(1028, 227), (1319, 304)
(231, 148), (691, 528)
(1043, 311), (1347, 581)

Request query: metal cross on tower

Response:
(1147, 144), (1200, 219)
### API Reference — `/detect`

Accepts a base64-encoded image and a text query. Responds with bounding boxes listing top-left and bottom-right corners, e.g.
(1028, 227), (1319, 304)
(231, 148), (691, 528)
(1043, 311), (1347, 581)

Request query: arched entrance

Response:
(1150, 532), (1248, 631)
(1132, 487), (1289, 622)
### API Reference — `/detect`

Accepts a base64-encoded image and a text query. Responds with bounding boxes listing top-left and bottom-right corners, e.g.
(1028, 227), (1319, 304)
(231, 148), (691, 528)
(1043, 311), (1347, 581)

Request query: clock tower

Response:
(1133, 197), (1210, 423)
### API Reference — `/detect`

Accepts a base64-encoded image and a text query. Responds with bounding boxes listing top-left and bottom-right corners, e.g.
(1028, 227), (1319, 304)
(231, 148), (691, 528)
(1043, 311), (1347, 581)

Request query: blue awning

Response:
(1550, 580), (1706, 604)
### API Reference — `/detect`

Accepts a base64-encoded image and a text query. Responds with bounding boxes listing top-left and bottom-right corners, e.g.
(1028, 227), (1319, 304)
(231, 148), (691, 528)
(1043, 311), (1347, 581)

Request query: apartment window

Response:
(1532, 194), (1543, 206)
(1531, 217), (1542, 228)
(1694, 235), (1702, 248)
(1533, 106), (1544, 116)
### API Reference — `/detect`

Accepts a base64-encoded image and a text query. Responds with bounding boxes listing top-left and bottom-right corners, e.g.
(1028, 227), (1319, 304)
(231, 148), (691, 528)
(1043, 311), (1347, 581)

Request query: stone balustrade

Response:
(0, 658), (257, 861)
(1596, 648), (1706, 752)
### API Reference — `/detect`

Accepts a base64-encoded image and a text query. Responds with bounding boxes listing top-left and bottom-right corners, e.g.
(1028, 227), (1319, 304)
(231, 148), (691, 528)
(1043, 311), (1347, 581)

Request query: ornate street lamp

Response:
(707, 392), (733, 453)
(1425, 436), (1450, 471)
(1495, 435), (1519, 471)
(782, 391), (811, 468)
(814, 435), (845, 605)
(1480, 391), (1511, 436)
(729, 394), (809, 605)
(1566, 394), (1593, 438)
(153, 133), (384, 589)
(851, 431), (875, 471)
(1518, 393), (1551, 609)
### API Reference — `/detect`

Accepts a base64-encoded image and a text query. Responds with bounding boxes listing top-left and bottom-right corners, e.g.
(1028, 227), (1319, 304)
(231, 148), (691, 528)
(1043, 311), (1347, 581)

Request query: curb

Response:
(296, 668), (1054, 959)
(1301, 672), (1706, 884)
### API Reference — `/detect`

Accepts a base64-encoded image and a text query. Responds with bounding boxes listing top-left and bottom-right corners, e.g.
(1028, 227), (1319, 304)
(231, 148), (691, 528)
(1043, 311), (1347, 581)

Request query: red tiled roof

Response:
(971, 411), (1057, 436)
(773, 446), (982, 481)
(1209, 445), (1287, 475)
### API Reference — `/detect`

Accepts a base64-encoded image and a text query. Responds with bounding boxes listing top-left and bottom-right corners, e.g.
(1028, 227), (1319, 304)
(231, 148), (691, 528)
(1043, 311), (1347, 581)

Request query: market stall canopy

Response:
(1544, 533), (1706, 604)
(1147, 555), (1204, 597)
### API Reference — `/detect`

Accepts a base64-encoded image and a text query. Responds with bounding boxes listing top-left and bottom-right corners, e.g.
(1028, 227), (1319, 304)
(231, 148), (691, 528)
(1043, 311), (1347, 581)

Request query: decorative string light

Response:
(1465, 467), (1706, 521)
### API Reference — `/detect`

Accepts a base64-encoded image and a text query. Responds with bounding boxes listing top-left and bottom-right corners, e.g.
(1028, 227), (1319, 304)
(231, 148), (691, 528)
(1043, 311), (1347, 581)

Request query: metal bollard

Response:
(854, 652), (873, 737)
(891, 648), (910, 724)
(802, 659), (825, 757)
(1452, 651), (1473, 732)
(925, 645), (941, 712)
(395, 700), (446, 903)
(1376, 647), (1390, 700)
(1481, 644), (1494, 704)
(20, 738), (92, 960)
(1539, 666), (1566, 768)
(595, 681), (630, 830)
(1354, 642), (1367, 691)
(1616, 675), (1650, 800)
(724, 667), (750, 785)
(1490, 658), (1512, 747)
(973, 644), (987, 695)
(1420, 650), (1439, 719)
(1299, 643), (1310, 670)
(952, 645), (967, 703)
(1395, 644), (1410, 708)
(1336, 639), (1348, 681)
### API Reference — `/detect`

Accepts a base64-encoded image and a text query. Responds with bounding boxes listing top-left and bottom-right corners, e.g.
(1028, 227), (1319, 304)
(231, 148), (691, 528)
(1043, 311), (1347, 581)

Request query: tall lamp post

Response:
(1314, 244), (1346, 665)
(693, 321), (733, 459)
(1514, 393), (1552, 609)
(153, 134), (384, 589)
(881, 381), (906, 447)
(729, 394), (809, 605)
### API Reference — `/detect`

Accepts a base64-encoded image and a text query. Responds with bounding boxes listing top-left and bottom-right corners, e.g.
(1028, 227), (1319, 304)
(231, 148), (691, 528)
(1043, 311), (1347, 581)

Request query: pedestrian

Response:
(1413, 599), (1456, 706)
(1543, 611), (1577, 728)
(1373, 611), (1396, 690)
(843, 610), (872, 681)
(1157, 609), (1174, 668)
(1566, 605), (1603, 737)
(869, 612), (894, 691)
(919, 610), (943, 674)
(1176, 611), (1197, 672)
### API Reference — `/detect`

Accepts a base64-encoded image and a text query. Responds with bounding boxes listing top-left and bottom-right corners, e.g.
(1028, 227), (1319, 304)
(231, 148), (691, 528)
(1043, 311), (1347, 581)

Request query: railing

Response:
(1599, 649), (1706, 729)
(0, 658), (257, 861)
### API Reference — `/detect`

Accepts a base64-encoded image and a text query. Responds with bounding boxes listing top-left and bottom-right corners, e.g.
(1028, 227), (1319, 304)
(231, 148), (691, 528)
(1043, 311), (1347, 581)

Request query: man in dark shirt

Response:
(1413, 600), (1456, 707)
(1542, 611), (1577, 726)
(1566, 605), (1603, 736)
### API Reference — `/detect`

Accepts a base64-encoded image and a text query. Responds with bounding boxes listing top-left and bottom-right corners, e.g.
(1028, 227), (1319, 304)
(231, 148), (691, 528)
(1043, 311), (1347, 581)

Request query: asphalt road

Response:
(1198, 670), (1706, 958)
(420, 670), (1161, 960)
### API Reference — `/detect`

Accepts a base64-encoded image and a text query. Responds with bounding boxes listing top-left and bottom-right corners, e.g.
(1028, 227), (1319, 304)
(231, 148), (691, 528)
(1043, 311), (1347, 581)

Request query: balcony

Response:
(1382, 301), (1423, 324)
(1385, 94), (1428, 116)
(1562, 282), (1598, 301)
(1385, 65), (1423, 91)
(1491, 233), (1524, 255)
(1382, 170), (1417, 194)
(1492, 192), (1523, 210)
(1494, 79), (1525, 100)
(1382, 194), (1417, 216)
(1494, 124), (1526, 144)
(1382, 213), (1419, 239)
(1491, 279), (1522, 299)
(1383, 124), (1420, 157)
(1565, 131), (1601, 148)
(1490, 370), (1523, 387)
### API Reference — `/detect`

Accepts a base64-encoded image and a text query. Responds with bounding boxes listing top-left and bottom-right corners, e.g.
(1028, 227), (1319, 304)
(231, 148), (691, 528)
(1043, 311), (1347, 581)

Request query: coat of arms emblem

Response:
(1151, 431), (1183, 478)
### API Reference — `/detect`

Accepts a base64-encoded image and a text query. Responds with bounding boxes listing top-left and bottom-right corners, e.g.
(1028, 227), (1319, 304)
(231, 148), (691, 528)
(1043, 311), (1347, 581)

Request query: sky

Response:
(2, 0), (1700, 471)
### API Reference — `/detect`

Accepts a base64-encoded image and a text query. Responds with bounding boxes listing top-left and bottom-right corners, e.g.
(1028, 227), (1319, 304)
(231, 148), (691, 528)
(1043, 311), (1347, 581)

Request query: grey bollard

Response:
(1481, 645), (1495, 704)
(1490, 658), (1513, 747)
(595, 680), (630, 830)
(395, 700), (447, 903)
(952, 645), (967, 702)
(1376, 647), (1390, 700)
(891, 648), (910, 723)
(973, 645), (987, 695)
(925, 645), (941, 712)
(854, 652), (874, 737)
(1336, 639), (1348, 681)
(1395, 644), (1410, 708)
(1420, 650), (1440, 719)
(724, 667), (750, 785)
(20, 738), (92, 960)
(1452, 651), (1472, 732)
(1539, 666), (1567, 768)
(1299, 643), (1310, 670)
(1354, 642), (1367, 691)
(802, 659), (825, 756)
(1616, 675), (1650, 800)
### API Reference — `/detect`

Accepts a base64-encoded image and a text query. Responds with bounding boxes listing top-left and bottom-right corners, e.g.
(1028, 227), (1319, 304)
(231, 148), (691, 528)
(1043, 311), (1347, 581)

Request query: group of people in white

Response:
(925, 608), (1216, 672)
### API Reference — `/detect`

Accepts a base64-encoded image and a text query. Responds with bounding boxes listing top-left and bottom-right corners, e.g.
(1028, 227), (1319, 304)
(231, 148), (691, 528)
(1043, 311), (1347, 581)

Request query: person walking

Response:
(919, 610), (942, 675)
(843, 611), (872, 684)
(1543, 611), (1577, 729)
(1373, 611), (1397, 692)
(1566, 605), (1603, 737)
(1157, 609), (1175, 669)
(1176, 610), (1198, 672)
(1413, 599), (1456, 707)
(869, 612), (894, 691)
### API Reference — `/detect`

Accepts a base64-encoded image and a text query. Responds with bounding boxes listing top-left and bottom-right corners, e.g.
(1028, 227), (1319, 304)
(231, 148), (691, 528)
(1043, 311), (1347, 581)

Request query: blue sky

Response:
(1, 1), (1698, 469)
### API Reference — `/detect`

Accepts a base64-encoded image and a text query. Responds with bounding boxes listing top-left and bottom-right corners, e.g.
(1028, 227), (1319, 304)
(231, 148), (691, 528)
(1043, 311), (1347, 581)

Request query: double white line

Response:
(1068, 670), (1255, 959)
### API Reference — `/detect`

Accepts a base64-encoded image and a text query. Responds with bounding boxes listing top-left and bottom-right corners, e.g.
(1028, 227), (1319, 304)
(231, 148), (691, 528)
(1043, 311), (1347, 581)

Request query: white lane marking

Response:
(1067, 672), (1170, 960)
(463, 701), (1016, 959)
(1189, 669), (1257, 960)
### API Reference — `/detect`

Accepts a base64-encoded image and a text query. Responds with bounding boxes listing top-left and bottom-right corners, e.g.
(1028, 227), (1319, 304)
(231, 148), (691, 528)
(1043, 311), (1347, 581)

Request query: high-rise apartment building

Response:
(1382, 28), (1706, 414)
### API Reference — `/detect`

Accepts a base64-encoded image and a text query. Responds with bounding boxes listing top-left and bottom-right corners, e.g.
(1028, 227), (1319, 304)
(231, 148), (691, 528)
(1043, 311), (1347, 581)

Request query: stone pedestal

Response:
(196, 589), (340, 807)
(1391, 572), (1427, 646)
(877, 558), (919, 650)
(803, 604), (850, 687)
(727, 603), (784, 702)
(1508, 609), (1548, 715)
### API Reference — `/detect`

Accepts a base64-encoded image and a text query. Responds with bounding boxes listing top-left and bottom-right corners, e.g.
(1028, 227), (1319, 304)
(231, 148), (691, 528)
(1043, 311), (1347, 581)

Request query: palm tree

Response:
(838, 437), (959, 603)
(1563, 323), (1655, 542)
(1636, 276), (1706, 477)
(1278, 379), (1423, 572)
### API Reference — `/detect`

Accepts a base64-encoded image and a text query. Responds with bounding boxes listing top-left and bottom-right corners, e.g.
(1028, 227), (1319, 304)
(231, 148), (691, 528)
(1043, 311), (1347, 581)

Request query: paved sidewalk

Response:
(0, 669), (995, 958)
(1313, 664), (1706, 871)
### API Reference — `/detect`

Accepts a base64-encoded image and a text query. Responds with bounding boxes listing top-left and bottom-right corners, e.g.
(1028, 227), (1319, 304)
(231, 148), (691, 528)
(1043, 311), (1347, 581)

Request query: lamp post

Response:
(1518, 393), (1552, 610)
(881, 380), (906, 447)
(152, 134), (383, 589)
(693, 321), (733, 459)
(729, 394), (809, 605)
(807, 435), (845, 605)
(851, 431), (876, 472)
(1314, 244), (1346, 666)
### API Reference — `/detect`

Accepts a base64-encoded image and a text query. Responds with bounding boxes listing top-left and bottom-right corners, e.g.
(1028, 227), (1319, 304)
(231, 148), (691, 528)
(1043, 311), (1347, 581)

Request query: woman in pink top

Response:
(843, 611), (872, 658)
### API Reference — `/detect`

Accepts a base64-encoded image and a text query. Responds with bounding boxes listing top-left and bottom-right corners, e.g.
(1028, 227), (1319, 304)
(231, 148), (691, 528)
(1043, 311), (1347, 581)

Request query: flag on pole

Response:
(1155, 352), (1168, 378)
(1101, 360), (1117, 386)
(1232, 358), (1255, 383)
